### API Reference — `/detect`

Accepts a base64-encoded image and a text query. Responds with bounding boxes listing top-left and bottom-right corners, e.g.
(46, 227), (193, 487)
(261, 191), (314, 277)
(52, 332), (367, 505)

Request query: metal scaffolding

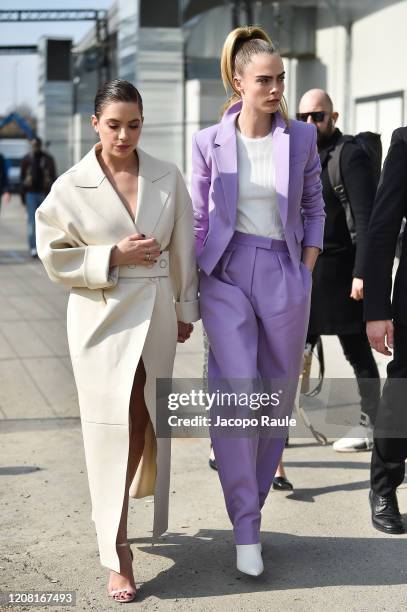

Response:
(0, 10), (107, 22)
(0, 46), (37, 55)
(0, 9), (110, 86)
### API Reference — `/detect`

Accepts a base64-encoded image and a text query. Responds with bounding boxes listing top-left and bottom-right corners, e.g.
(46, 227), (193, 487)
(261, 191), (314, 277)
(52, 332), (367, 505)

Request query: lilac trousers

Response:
(200, 231), (312, 544)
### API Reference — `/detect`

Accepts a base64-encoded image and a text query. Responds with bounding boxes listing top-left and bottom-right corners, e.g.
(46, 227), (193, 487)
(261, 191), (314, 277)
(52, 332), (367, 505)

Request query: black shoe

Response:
(369, 490), (405, 534)
(208, 444), (217, 470)
(272, 476), (293, 491)
(208, 457), (217, 471)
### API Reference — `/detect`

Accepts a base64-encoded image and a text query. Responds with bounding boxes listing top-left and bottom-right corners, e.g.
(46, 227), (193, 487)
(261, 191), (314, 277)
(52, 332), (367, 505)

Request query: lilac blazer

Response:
(191, 101), (325, 275)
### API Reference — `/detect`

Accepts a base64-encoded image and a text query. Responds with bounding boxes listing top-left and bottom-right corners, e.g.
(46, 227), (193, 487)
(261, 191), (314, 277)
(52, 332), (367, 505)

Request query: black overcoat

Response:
(308, 129), (376, 335)
(364, 127), (407, 324)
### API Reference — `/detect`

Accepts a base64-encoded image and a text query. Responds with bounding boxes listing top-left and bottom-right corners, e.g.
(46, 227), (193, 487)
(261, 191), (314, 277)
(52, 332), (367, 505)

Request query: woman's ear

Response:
(233, 76), (243, 95)
(91, 114), (99, 134)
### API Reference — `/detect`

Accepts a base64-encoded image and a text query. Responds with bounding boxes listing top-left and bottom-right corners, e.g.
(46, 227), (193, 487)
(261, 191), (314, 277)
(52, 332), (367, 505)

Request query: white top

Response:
(235, 128), (285, 239)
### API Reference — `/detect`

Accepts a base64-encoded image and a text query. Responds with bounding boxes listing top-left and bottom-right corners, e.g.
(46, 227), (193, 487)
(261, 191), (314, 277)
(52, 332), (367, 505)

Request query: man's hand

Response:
(177, 321), (193, 343)
(366, 320), (394, 356)
(350, 277), (364, 300)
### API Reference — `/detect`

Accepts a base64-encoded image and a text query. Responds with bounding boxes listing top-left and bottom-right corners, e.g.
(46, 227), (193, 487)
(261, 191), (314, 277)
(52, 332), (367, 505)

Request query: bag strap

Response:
(326, 136), (353, 205)
(327, 136), (358, 243)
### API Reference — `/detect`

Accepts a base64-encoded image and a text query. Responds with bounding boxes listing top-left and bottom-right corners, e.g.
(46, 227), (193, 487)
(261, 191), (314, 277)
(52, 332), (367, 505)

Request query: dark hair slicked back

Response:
(94, 79), (143, 118)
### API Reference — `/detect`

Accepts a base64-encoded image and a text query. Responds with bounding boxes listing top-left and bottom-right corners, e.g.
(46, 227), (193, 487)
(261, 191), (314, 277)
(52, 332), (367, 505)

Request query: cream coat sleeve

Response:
(169, 168), (200, 323)
(35, 180), (119, 290)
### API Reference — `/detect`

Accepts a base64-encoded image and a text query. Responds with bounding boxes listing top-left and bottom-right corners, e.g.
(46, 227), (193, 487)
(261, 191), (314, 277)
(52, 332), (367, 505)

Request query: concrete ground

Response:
(0, 196), (406, 612)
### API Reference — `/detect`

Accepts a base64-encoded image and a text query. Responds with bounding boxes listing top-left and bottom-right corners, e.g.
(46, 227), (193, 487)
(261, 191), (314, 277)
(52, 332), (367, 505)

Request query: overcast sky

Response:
(0, 0), (113, 115)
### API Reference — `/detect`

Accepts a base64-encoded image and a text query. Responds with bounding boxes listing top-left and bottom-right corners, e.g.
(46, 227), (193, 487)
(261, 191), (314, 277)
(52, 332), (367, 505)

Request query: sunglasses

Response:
(296, 111), (326, 123)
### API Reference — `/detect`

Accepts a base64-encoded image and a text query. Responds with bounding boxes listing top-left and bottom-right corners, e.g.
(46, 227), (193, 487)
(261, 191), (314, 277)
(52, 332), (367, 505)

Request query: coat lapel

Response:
(73, 144), (170, 237)
(272, 112), (290, 227)
(73, 145), (136, 234)
(134, 148), (170, 237)
(213, 103), (239, 224)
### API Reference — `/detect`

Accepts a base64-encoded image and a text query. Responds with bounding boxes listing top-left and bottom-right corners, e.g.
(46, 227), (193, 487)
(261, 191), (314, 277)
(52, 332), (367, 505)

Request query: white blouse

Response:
(235, 128), (285, 239)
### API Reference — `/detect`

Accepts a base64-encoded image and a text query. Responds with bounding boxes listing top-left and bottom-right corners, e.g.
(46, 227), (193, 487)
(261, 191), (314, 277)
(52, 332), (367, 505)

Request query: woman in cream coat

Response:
(36, 80), (199, 602)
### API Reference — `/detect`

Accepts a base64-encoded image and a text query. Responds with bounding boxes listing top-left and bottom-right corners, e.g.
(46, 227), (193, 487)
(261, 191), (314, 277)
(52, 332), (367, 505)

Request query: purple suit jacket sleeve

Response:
(301, 125), (325, 251)
(191, 134), (211, 257)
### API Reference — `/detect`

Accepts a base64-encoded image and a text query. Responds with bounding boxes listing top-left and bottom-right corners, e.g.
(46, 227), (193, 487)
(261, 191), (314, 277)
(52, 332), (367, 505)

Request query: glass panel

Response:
(378, 96), (403, 160)
(354, 100), (377, 133)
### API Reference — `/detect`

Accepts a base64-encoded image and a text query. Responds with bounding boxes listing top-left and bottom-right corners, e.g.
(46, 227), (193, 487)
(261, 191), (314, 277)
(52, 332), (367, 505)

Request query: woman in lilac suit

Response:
(191, 26), (325, 576)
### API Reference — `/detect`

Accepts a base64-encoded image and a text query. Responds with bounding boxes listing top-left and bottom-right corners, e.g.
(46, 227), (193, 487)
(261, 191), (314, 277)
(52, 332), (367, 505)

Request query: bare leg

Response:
(273, 455), (293, 490)
(107, 359), (150, 601)
(275, 458), (286, 479)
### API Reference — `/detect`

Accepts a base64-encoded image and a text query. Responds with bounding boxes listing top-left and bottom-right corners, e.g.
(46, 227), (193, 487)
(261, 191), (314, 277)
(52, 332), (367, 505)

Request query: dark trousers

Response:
(26, 191), (46, 251)
(307, 331), (380, 424)
(371, 322), (407, 496)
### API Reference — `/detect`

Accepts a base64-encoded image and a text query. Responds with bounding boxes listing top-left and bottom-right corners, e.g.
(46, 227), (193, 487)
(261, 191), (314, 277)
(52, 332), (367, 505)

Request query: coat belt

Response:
(118, 250), (169, 278)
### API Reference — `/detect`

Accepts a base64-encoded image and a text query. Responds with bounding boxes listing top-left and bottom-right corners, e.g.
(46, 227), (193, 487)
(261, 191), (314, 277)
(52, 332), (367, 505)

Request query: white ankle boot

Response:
(236, 543), (263, 576)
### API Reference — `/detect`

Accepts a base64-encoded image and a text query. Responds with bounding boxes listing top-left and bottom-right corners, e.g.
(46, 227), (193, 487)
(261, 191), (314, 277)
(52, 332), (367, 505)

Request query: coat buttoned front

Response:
(35, 143), (200, 572)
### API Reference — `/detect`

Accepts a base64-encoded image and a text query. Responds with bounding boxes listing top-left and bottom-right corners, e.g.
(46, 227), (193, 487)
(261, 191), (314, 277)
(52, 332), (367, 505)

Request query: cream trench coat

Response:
(35, 143), (200, 572)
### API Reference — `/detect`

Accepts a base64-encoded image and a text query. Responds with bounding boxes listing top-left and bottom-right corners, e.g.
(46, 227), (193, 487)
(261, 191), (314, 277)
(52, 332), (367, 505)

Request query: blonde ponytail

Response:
(220, 25), (289, 124)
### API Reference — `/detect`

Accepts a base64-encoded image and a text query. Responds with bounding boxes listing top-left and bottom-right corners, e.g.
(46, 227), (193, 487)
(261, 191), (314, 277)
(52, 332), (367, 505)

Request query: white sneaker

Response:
(236, 543), (263, 576)
(30, 248), (38, 258)
(333, 424), (373, 452)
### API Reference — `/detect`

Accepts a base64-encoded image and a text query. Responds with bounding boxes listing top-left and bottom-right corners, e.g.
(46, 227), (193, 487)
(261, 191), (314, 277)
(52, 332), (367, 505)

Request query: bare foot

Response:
(107, 544), (137, 603)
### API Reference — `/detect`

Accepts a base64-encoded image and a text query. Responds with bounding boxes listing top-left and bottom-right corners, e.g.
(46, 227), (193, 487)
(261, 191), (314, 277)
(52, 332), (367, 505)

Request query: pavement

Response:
(0, 195), (406, 612)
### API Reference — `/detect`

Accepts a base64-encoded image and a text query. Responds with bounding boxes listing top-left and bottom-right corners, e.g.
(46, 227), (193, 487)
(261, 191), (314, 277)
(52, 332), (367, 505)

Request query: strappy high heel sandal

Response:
(107, 542), (136, 604)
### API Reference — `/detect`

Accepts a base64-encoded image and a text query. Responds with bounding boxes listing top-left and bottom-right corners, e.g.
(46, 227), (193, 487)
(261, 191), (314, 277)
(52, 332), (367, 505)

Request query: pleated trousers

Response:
(200, 231), (312, 543)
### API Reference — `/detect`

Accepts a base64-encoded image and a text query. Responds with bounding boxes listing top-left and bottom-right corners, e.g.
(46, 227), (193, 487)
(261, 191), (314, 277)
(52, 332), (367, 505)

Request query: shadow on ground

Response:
(129, 529), (407, 601)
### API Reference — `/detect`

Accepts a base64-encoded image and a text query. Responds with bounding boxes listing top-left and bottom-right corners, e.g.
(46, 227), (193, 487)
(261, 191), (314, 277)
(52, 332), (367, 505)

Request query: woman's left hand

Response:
(177, 321), (193, 343)
(301, 246), (319, 273)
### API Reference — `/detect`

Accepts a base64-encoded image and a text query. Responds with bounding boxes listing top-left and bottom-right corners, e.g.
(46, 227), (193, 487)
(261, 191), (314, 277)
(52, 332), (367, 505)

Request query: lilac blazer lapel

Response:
(213, 103), (240, 225)
(272, 112), (290, 227)
(213, 103), (290, 229)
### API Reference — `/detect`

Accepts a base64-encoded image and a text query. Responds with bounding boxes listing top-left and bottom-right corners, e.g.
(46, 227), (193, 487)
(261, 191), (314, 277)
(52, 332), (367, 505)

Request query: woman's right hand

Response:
(110, 234), (161, 267)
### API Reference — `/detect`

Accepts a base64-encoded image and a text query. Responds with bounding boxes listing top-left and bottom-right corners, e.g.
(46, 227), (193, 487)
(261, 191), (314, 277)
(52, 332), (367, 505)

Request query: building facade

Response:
(42, 0), (406, 173)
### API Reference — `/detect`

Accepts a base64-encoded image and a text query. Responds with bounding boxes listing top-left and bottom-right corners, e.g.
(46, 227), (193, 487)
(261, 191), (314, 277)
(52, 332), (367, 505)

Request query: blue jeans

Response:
(26, 192), (46, 251)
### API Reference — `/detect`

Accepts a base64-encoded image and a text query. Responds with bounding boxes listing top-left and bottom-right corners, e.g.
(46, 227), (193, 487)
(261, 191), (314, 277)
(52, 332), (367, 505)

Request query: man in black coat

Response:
(20, 137), (56, 258)
(365, 127), (407, 534)
(298, 89), (380, 452)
